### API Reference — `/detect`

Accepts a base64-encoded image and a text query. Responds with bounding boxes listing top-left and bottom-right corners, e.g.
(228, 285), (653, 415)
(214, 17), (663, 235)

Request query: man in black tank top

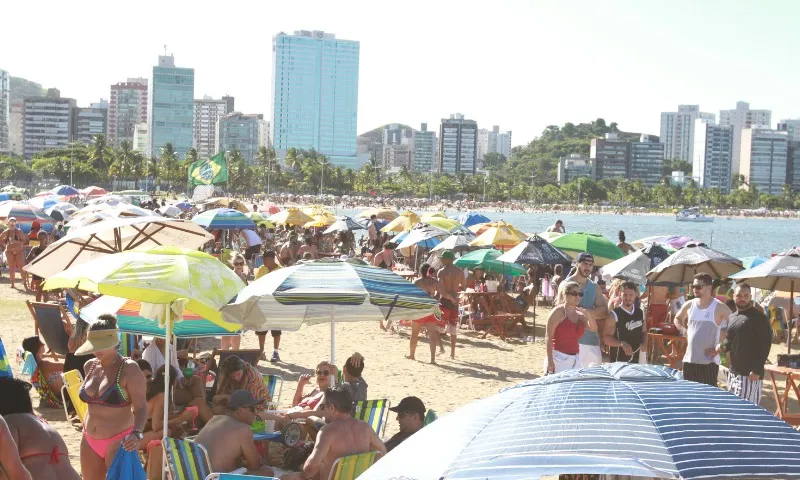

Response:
(603, 281), (645, 363)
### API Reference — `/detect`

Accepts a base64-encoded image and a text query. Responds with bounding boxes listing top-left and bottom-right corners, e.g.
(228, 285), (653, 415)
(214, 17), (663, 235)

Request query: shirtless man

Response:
(409, 263), (443, 364)
(195, 390), (274, 477)
(0, 217), (28, 289)
(279, 235), (300, 266)
(0, 378), (79, 480)
(296, 237), (318, 259)
(283, 386), (386, 480)
(437, 250), (465, 359)
(367, 214), (379, 252)
(0, 416), (30, 480)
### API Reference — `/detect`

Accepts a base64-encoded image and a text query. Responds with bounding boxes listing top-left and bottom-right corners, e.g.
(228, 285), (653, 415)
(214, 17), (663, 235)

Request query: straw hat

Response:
(75, 329), (120, 355)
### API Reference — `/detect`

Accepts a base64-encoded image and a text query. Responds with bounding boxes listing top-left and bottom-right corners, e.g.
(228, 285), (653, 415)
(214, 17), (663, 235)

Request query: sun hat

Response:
(75, 329), (121, 355)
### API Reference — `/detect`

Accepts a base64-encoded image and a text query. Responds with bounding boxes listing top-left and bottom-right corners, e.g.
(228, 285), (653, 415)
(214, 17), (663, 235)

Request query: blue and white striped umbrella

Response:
(362, 363), (800, 480)
(221, 259), (438, 363)
(456, 211), (491, 228)
(192, 208), (256, 230)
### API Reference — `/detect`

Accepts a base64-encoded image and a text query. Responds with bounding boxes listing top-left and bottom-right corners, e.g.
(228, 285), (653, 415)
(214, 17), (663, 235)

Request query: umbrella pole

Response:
(789, 280), (795, 354)
(161, 305), (172, 480)
(330, 308), (335, 367)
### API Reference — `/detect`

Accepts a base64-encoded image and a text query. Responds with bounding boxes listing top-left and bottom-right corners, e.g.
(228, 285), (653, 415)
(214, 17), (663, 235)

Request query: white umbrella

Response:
(158, 205), (182, 218)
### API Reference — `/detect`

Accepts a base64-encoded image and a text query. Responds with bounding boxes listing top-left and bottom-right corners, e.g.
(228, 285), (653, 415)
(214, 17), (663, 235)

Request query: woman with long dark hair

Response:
(212, 355), (271, 415)
(21, 336), (63, 408)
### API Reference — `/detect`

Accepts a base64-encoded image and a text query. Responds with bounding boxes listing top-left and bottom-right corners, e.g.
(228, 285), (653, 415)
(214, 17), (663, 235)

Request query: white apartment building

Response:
(193, 96), (229, 159)
(659, 105), (714, 162)
(719, 101), (772, 175)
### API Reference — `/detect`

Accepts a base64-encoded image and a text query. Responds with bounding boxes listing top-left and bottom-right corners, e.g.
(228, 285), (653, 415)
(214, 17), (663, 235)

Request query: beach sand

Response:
(1, 277), (794, 476)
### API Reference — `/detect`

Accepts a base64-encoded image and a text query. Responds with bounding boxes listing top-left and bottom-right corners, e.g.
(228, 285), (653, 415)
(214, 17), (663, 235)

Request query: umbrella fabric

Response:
(175, 201), (193, 212)
(192, 208), (256, 230)
(221, 259), (437, 331)
(0, 202), (55, 234)
(27, 196), (63, 210)
(44, 246), (245, 325)
(600, 250), (652, 284)
(381, 211), (420, 233)
(323, 216), (365, 234)
(80, 186), (108, 197)
(497, 234), (573, 266)
(268, 207), (313, 226)
(647, 243), (743, 286)
(157, 205), (182, 218)
(537, 231), (563, 242)
(355, 216), (389, 231)
(633, 235), (698, 250)
(740, 256), (768, 269)
(25, 216), (214, 279)
(358, 207), (399, 221)
(730, 249), (800, 292)
(51, 185), (80, 197)
(421, 212), (446, 220)
(65, 212), (111, 230)
(469, 221), (527, 249)
(454, 249), (526, 276)
(456, 211), (491, 228)
(395, 224), (449, 250)
(204, 197), (249, 213)
(551, 232), (624, 266)
(303, 213), (337, 228)
(642, 243), (671, 269)
(0, 193), (9, 202)
(81, 296), (238, 338)
(361, 363), (800, 480)
(87, 194), (128, 206)
(431, 230), (479, 253)
(302, 205), (333, 217)
(423, 217), (461, 232)
(259, 203), (281, 215)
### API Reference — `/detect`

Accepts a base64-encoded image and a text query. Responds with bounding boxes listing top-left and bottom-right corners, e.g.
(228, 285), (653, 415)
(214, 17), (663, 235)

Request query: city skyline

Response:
(4, 0), (800, 149)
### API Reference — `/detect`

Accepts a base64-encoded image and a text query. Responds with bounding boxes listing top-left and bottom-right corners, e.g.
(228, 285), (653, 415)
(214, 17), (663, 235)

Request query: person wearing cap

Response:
(385, 396), (427, 452)
(76, 315), (148, 480)
(254, 250), (284, 363)
(0, 217), (28, 289)
(195, 390), (275, 477)
(565, 252), (608, 368)
(437, 250), (465, 359)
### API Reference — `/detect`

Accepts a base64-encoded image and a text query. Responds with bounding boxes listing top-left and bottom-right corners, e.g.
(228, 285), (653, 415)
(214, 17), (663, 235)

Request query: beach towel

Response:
(106, 445), (146, 480)
(31, 368), (63, 408)
(21, 351), (37, 377)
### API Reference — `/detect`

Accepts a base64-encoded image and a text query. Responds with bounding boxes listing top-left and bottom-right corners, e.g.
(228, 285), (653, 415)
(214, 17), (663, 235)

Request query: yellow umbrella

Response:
(205, 197), (249, 213)
(303, 213), (337, 228)
(424, 217), (461, 232)
(269, 207), (314, 226)
(302, 204), (333, 217)
(357, 207), (399, 221)
(421, 212), (446, 220)
(468, 221), (527, 249)
(381, 210), (420, 233)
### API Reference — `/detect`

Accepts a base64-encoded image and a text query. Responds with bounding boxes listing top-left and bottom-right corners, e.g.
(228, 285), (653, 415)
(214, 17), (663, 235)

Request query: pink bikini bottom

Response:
(84, 425), (134, 459)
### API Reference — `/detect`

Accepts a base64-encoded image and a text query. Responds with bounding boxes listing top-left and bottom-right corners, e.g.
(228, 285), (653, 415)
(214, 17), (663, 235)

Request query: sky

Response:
(4, 0), (800, 147)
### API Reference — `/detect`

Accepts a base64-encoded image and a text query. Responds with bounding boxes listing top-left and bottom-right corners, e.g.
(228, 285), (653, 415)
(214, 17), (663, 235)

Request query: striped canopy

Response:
(362, 363), (800, 480)
(0, 202), (55, 233)
(192, 208), (256, 230)
(51, 185), (80, 196)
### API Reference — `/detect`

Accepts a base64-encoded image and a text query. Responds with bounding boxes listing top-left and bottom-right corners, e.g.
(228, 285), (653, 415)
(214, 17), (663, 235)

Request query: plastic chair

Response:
(163, 437), (214, 480)
(61, 369), (88, 422)
(262, 374), (283, 407)
(328, 451), (382, 480)
(26, 301), (71, 356)
(352, 399), (391, 438)
(206, 475), (278, 480)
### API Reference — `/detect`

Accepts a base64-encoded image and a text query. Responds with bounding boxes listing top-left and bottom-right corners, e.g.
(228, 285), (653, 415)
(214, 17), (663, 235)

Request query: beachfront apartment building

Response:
(778, 119), (800, 143)
(149, 54), (195, 159)
(591, 133), (629, 180)
(692, 118), (733, 194)
(194, 96), (229, 160)
(216, 112), (268, 165)
(72, 100), (109, 144)
(739, 127), (788, 196)
(660, 105), (715, 162)
(719, 101), (772, 176)
(0, 69), (9, 154)
(630, 135), (664, 187)
(558, 154), (595, 184)
(107, 79), (148, 147)
(438, 113), (477, 175)
(788, 141), (800, 194)
(476, 125), (512, 169)
(271, 30), (360, 168)
(22, 94), (75, 159)
(412, 123), (436, 172)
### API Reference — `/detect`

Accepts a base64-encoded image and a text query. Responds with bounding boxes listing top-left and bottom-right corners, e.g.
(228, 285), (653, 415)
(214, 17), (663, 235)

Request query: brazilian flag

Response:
(189, 152), (228, 186)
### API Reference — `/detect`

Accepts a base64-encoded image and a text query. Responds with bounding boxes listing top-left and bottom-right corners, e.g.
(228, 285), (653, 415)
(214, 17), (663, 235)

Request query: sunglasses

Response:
(566, 291), (584, 297)
(316, 369), (330, 376)
(691, 284), (707, 290)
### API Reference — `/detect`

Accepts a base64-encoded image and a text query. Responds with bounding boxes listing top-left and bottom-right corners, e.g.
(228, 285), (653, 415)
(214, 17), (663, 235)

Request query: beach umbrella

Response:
(0, 202), (55, 234)
(157, 205), (182, 218)
(323, 216), (365, 234)
(469, 221), (527, 249)
(27, 196), (63, 210)
(431, 230), (479, 254)
(423, 217), (461, 232)
(193, 208), (256, 230)
(740, 256), (768, 269)
(303, 213), (337, 228)
(381, 210), (420, 233)
(204, 196), (249, 213)
(268, 207), (313, 226)
(221, 259), (438, 364)
(87, 194), (129, 206)
(632, 235), (699, 250)
(45, 202), (78, 222)
(497, 234), (572, 266)
(551, 232), (625, 266)
(302, 204), (333, 217)
(259, 203), (281, 215)
(646, 243), (743, 286)
(357, 207), (399, 221)
(456, 211), (491, 228)
(361, 363), (800, 480)
(0, 193), (10, 202)
(65, 212), (111, 230)
(395, 223), (449, 251)
(455, 248), (526, 276)
(244, 212), (275, 228)
(80, 186), (107, 197)
(642, 243), (671, 268)
(175, 201), (193, 212)
(51, 185), (80, 197)
(25, 216), (214, 279)
(600, 250), (652, 285)
(730, 248), (800, 353)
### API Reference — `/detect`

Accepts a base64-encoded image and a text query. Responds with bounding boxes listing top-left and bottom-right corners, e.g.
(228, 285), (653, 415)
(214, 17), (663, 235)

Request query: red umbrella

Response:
(259, 203), (281, 215)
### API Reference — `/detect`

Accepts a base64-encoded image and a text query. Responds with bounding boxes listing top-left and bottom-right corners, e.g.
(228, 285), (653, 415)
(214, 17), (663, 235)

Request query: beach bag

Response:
(106, 445), (146, 480)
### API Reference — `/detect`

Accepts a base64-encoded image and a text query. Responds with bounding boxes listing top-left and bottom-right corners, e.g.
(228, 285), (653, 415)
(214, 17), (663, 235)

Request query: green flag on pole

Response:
(188, 152), (228, 186)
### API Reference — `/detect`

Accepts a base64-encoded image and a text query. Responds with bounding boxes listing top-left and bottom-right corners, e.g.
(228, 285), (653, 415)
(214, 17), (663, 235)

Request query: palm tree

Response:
(256, 146), (276, 194)
(184, 148), (199, 168)
(227, 149), (246, 194)
(89, 134), (113, 181)
(158, 143), (179, 189)
(112, 140), (135, 182)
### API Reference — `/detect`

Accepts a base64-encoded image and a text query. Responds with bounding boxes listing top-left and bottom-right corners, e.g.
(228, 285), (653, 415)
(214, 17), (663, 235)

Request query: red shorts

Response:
(439, 302), (459, 325)
(648, 303), (668, 329)
(414, 313), (445, 328)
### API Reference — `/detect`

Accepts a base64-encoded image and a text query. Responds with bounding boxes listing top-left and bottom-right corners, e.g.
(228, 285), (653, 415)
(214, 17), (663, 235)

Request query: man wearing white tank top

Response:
(674, 272), (731, 386)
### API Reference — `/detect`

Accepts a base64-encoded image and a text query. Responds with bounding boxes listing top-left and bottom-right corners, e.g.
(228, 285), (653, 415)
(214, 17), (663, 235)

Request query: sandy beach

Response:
(1, 274), (795, 476)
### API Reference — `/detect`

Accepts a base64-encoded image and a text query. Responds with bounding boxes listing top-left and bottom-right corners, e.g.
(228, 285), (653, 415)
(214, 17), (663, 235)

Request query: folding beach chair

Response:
(206, 475), (278, 480)
(352, 399), (391, 438)
(118, 332), (141, 359)
(163, 437), (221, 480)
(26, 301), (71, 357)
(328, 451), (382, 480)
(0, 337), (13, 379)
(61, 369), (88, 423)
(262, 374), (284, 407)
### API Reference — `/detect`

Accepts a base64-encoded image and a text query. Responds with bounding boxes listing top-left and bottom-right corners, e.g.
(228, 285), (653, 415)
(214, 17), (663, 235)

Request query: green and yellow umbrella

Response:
(245, 212), (275, 228)
(550, 232), (625, 266)
(381, 210), (420, 233)
(269, 207), (314, 226)
(424, 217), (461, 232)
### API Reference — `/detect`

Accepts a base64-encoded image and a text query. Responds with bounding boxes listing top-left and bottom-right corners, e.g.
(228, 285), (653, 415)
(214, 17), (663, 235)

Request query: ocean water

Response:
(331, 208), (799, 259)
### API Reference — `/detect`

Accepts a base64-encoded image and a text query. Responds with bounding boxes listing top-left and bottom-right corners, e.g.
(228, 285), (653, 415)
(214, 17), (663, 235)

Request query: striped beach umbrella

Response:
(192, 208), (256, 230)
(51, 185), (80, 197)
(27, 195), (64, 210)
(362, 363), (800, 480)
(0, 202), (55, 233)
(455, 211), (491, 228)
(222, 259), (438, 363)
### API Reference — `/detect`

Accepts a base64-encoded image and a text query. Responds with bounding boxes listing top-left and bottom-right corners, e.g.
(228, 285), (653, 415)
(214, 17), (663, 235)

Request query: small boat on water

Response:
(676, 207), (714, 223)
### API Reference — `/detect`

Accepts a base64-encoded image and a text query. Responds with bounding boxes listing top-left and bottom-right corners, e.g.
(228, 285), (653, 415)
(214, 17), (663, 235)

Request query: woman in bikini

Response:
(21, 336), (64, 408)
(77, 314), (147, 480)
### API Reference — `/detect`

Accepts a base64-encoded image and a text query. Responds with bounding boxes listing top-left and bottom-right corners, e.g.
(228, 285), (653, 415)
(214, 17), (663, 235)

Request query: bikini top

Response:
(79, 358), (131, 408)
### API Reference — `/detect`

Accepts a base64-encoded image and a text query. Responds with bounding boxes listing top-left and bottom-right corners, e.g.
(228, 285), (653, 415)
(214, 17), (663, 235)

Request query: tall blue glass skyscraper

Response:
(150, 55), (194, 159)
(271, 30), (360, 169)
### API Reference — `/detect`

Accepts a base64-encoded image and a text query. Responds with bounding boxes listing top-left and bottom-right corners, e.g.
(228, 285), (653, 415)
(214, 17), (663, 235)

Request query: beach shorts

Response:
(439, 300), (459, 335)
(245, 245), (262, 261)
(255, 330), (282, 337)
(648, 303), (668, 329)
(544, 350), (579, 374)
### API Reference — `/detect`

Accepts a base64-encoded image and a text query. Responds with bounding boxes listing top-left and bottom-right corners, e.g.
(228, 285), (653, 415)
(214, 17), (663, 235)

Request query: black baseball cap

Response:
(227, 389), (264, 409)
(389, 396), (426, 416)
(577, 252), (594, 264)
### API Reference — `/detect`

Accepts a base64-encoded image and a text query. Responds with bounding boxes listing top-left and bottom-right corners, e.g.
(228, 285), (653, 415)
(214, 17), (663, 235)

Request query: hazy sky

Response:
(4, 0), (799, 146)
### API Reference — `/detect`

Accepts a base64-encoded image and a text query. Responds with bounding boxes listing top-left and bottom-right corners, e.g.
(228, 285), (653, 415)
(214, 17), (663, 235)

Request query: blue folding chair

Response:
(206, 475), (278, 480)
(262, 374), (283, 407)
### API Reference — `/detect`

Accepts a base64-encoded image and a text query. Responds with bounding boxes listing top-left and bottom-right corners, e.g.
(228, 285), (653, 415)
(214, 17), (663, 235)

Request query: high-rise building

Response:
(778, 119), (800, 143)
(692, 118), (733, 194)
(0, 69), (9, 153)
(630, 135), (664, 187)
(496, 130), (512, 159)
(194, 96), (229, 159)
(719, 101), (772, 175)
(9, 100), (23, 156)
(72, 100), (109, 144)
(739, 127), (788, 195)
(149, 54), (194, 159)
(591, 133), (629, 180)
(558, 154), (595, 184)
(108, 78), (148, 147)
(23, 93), (76, 158)
(383, 124), (412, 145)
(476, 125), (512, 168)
(412, 123), (436, 172)
(660, 105), (715, 162)
(438, 113), (477, 174)
(271, 30), (360, 168)
(133, 123), (149, 155)
(787, 141), (800, 194)
(222, 95), (235, 115)
(217, 112), (268, 164)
